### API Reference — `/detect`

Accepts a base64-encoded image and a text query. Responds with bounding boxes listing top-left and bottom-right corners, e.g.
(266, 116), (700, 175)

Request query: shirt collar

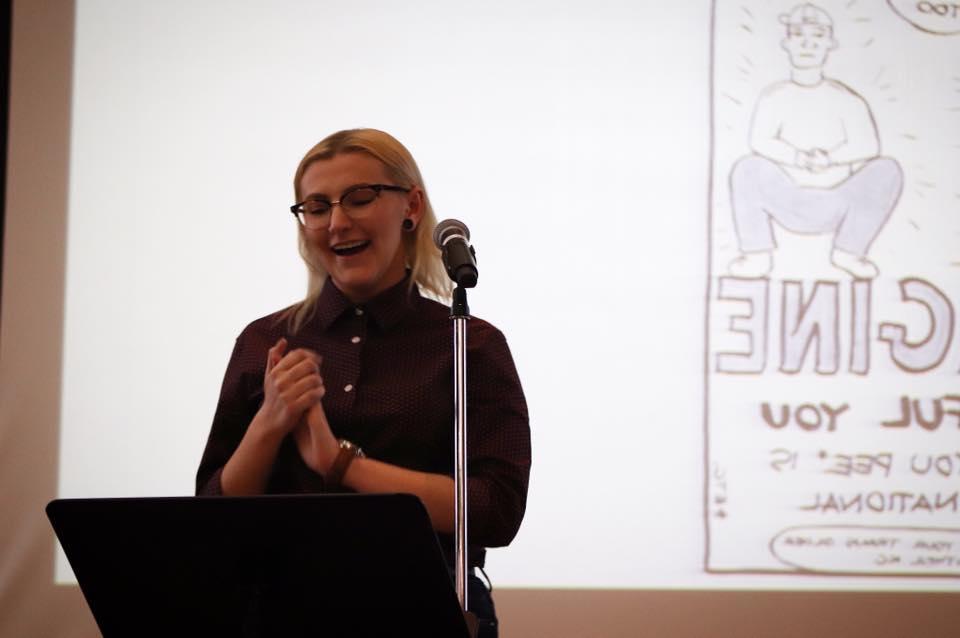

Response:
(313, 275), (420, 331)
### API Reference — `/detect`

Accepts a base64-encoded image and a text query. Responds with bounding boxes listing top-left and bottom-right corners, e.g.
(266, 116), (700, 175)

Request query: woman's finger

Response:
(266, 338), (287, 374)
(271, 347), (320, 375)
(285, 373), (325, 406)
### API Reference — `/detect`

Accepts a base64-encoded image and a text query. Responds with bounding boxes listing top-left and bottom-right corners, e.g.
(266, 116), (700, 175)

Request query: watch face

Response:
(339, 439), (365, 458)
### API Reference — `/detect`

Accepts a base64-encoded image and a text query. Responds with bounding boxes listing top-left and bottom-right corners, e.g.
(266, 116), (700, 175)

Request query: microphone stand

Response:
(450, 284), (477, 637)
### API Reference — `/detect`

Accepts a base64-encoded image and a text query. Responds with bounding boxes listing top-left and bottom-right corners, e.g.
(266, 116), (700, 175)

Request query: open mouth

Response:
(332, 240), (370, 257)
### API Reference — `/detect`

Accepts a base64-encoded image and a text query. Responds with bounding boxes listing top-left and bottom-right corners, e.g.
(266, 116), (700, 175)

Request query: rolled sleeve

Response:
(195, 331), (263, 496)
(465, 324), (531, 547)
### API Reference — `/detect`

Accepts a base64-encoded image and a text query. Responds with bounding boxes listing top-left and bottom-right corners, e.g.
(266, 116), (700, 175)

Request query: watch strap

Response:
(327, 439), (364, 490)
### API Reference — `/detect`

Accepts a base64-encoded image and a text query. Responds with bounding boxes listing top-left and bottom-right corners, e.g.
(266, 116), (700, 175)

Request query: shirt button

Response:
(351, 336), (361, 344)
(344, 384), (354, 393)
(354, 308), (364, 316)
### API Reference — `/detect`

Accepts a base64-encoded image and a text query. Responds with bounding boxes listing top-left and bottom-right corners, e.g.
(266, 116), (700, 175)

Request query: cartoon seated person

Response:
(728, 3), (903, 279)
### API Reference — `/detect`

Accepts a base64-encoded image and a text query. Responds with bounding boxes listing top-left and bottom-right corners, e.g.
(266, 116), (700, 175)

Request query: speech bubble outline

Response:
(888, 0), (960, 35)
(770, 525), (960, 575)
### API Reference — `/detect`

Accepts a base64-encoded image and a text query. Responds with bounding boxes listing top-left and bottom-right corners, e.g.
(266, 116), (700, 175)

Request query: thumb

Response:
(266, 337), (287, 373)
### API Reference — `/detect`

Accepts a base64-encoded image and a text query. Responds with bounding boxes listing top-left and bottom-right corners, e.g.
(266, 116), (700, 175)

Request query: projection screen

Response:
(3, 1), (959, 636)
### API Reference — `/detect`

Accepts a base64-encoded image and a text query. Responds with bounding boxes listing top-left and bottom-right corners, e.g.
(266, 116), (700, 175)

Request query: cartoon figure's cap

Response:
(779, 3), (833, 28)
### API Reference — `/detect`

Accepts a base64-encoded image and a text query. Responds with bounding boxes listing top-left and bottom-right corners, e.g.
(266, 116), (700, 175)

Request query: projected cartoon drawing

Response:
(727, 3), (903, 280)
(706, 0), (960, 577)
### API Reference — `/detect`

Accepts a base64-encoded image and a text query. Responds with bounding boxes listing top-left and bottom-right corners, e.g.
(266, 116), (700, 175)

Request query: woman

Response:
(196, 128), (531, 636)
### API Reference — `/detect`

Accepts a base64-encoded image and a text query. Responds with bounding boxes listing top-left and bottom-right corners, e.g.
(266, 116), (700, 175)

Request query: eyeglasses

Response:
(290, 183), (411, 229)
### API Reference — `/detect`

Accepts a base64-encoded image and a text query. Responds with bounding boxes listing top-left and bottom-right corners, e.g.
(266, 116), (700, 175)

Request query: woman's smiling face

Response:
(299, 152), (422, 302)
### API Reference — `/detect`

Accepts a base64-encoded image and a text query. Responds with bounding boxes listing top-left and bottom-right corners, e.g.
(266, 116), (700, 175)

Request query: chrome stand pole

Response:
(451, 285), (469, 611)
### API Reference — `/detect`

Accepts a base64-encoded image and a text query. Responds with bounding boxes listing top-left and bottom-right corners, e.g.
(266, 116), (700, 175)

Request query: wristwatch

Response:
(326, 439), (365, 490)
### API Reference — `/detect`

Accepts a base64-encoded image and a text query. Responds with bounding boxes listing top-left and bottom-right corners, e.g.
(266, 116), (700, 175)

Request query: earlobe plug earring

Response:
(402, 218), (415, 231)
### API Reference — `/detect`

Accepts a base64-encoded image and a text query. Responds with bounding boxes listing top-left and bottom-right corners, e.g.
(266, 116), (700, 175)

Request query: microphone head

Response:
(433, 218), (470, 248)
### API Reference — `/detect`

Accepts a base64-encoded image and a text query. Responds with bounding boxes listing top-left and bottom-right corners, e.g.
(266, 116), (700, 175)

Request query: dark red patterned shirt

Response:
(196, 277), (531, 567)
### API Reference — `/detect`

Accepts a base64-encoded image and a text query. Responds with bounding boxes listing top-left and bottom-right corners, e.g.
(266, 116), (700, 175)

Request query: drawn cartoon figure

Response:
(728, 3), (903, 279)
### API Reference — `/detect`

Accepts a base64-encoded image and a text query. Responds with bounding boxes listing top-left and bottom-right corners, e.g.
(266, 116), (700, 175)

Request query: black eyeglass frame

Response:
(289, 183), (411, 225)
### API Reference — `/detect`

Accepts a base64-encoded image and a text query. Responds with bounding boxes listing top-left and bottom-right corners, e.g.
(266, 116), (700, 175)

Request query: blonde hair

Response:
(286, 129), (451, 332)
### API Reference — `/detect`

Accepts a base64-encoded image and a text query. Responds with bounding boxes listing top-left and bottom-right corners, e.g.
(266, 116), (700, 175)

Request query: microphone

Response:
(433, 218), (478, 288)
